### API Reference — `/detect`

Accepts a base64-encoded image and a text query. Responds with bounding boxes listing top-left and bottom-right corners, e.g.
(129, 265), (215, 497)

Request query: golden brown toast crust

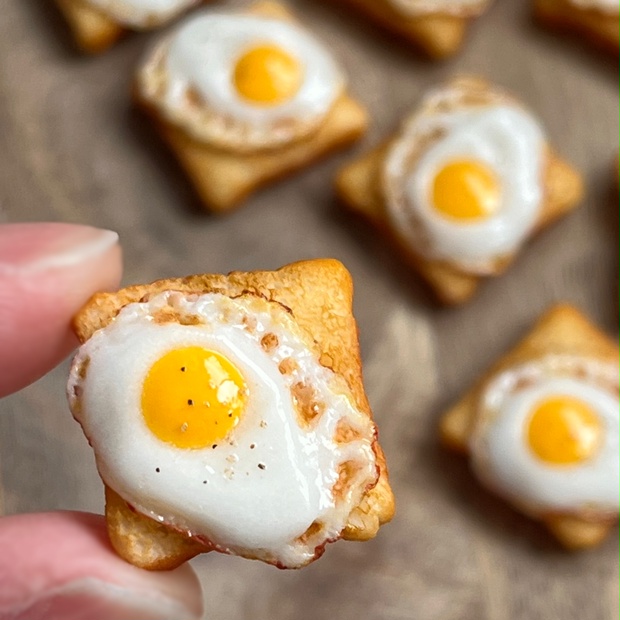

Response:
(333, 0), (484, 58)
(73, 259), (395, 569)
(137, 94), (369, 213)
(134, 1), (369, 213)
(55, 0), (124, 53)
(534, 0), (620, 54)
(335, 79), (584, 305)
(439, 304), (619, 549)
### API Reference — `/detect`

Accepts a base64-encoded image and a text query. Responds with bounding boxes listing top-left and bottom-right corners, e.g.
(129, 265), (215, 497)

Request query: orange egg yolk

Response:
(233, 44), (303, 105)
(141, 347), (247, 449)
(526, 396), (601, 465)
(432, 160), (501, 220)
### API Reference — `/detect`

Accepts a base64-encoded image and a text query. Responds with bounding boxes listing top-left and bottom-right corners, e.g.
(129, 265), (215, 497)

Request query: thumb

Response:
(0, 512), (204, 620)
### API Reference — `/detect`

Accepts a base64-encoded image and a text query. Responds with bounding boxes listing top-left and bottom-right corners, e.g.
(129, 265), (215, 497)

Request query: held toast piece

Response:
(331, 0), (494, 59)
(134, 1), (369, 213)
(440, 305), (619, 549)
(336, 76), (584, 305)
(534, 0), (620, 55)
(68, 259), (395, 570)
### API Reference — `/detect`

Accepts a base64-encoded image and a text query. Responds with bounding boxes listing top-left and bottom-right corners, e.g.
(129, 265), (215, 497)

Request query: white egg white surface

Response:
(84, 0), (199, 28)
(470, 355), (620, 517)
(383, 84), (546, 274)
(67, 291), (377, 568)
(387, 0), (492, 17)
(137, 11), (344, 152)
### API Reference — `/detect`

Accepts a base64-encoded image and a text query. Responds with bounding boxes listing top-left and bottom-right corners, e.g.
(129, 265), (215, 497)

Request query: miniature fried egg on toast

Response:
(54, 0), (204, 54)
(134, 1), (369, 213)
(336, 76), (584, 305)
(534, 0), (619, 54)
(67, 259), (394, 570)
(440, 305), (619, 549)
(333, 0), (495, 59)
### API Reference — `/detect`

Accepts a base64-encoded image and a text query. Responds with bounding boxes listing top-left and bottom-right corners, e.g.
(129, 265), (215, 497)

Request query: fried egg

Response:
(383, 82), (545, 274)
(387, 0), (492, 17)
(469, 355), (619, 517)
(84, 0), (199, 28)
(67, 291), (378, 568)
(137, 11), (345, 152)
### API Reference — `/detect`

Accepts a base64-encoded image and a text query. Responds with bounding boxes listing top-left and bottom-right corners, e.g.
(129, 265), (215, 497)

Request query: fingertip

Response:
(0, 223), (123, 397)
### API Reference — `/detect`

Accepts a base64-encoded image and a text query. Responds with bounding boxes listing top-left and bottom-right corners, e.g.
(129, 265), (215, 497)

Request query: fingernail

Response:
(0, 223), (119, 275)
(11, 578), (201, 620)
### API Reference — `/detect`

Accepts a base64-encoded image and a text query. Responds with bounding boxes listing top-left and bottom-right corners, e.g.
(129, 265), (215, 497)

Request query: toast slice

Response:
(138, 94), (368, 214)
(72, 259), (395, 569)
(534, 0), (619, 54)
(134, 0), (369, 213)
(55, 0), (123, 53)
(335, 77), (584, 305)
(440, 304), (619, 549)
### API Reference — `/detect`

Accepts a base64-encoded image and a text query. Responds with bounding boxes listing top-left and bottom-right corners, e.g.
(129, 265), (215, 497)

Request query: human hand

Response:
(0, 223), (203, 620)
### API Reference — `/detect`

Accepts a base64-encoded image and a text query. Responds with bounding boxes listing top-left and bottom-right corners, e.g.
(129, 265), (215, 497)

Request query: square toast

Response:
(134, 1), (369, 213)
(72, 259), (395, 569)
(55, 0), (123, 53)
(336, 77), (584, 305)
(440, 304), (619, 549)
(534, 0), (620, 54)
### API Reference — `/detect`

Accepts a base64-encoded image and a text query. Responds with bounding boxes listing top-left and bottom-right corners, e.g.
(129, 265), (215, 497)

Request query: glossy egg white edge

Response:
(387, 0), (493, 17)
(84, 0), (199, 28)
(137, 11), (345, 153)
(382, 81), (546, 275)
(469, 355), (620, 518)
(568, 0), (619, 15)
(67, 291), (378, 568)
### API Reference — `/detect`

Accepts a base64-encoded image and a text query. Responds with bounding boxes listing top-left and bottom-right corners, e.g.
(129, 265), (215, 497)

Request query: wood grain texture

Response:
(0, 0), (618, 619)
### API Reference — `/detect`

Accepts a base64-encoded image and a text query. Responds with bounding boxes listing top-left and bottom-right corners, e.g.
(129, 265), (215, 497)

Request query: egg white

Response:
(68, 291), (377, 567)
(84, 0), (199, 28)
(470, 355), (620, 517)
(137, 11), (345, 152)
(384, 96), (545, 274)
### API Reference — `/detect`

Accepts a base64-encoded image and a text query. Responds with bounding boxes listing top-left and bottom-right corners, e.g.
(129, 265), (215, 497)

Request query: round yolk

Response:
(432, 160), (501, 220)
(526, 396), (602, 465)
(141, 347), (247, 449)
(233, 44), (303, 105)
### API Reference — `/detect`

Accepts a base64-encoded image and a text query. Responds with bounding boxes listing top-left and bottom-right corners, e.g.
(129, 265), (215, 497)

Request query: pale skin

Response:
(0, 223), (204, 620)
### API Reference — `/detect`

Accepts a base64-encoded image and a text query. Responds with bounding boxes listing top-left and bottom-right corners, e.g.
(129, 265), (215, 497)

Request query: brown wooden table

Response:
(1, 1), (618, 618)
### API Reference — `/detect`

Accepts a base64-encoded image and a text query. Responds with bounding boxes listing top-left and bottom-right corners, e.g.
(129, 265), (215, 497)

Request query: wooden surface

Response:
(0, 1), (618, 619)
